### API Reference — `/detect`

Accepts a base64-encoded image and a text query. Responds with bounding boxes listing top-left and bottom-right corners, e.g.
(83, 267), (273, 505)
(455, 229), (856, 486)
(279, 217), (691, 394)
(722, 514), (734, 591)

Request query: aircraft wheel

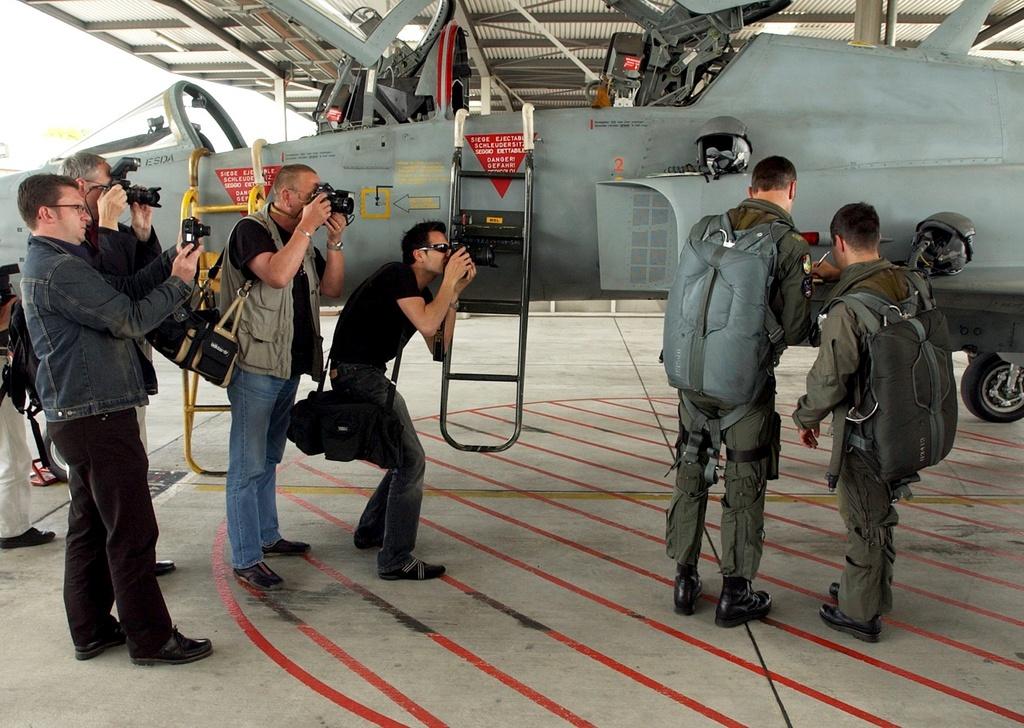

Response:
(42, 431), (69, 482)
(960, 353), (1024, 423)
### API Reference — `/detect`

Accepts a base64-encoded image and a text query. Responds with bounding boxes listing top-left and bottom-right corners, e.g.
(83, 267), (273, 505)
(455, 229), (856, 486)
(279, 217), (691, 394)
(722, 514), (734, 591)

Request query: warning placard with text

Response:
(465, 134), (526, 198)
(215, 165), (282, 205)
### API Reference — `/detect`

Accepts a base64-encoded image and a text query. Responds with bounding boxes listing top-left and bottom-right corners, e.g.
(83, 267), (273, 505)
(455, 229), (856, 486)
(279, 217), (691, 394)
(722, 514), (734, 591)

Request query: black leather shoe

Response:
(233, 562), (283, 591)
(819, 604), (881, 643)
(353, 532), (383, 550)
(131, 628), (213, 666)
(154, 560), (176, 577)
(380, 558), (445, 581)
(262, 538), (311, 556)
(715, 576), (772, 628)
(0, 527), (56, 549)
(74, 622), (126, 661)
(673, 563), (702, 615)
(828, 582), (839, 601)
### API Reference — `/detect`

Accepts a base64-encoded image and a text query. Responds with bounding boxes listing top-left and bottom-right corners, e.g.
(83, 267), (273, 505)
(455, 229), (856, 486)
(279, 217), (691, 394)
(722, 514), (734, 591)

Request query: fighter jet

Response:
(1, 0), (1021, 432)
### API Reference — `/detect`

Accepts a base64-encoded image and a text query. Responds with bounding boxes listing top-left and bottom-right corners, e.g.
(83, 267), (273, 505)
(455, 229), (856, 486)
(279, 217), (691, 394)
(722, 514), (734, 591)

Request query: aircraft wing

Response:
(929, 266), (1024, 317)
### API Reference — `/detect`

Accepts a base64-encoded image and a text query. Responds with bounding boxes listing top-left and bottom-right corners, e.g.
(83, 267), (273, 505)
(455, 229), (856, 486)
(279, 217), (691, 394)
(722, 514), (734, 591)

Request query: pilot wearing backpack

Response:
(794, 203), (956, 643)
(663, 156), (812, 627)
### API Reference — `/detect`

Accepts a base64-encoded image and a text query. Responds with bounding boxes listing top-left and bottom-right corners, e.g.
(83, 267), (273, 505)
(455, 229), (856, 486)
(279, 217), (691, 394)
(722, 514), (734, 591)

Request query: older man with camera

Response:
(61, 151), (175, 576)
(219, 163), (348, 591)
(18, 173), (210, 665)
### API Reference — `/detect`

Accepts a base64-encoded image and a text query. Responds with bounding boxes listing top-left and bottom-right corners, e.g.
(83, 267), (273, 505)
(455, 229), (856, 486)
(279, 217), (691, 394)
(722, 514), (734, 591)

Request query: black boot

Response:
(819, 604), (881, 642)
(673, 563), (702, 615)
(715, 576), (771, 628)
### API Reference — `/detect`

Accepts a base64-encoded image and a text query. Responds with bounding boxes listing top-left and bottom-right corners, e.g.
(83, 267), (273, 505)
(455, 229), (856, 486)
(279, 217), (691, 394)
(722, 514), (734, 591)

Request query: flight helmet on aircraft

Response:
(696, 116), (752, 180)
(911, 212), (975, 276)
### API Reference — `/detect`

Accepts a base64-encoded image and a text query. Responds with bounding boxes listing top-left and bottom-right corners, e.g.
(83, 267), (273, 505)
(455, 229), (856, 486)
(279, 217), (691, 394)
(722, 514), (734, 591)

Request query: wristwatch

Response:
(449, 299), (459, 311)
(326, 240), (344, 251)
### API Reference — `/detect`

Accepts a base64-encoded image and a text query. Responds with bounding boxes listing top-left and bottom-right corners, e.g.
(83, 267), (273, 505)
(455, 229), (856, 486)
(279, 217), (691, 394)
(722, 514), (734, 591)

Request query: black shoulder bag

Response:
(146, 251), (252, 388)
(287, 345), (405, 469)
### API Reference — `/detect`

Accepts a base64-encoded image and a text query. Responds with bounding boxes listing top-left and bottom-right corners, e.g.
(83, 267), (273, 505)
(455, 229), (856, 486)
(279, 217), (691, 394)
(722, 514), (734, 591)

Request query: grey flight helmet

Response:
(696, 116), (752, 179)
(911, 212), (975, 276)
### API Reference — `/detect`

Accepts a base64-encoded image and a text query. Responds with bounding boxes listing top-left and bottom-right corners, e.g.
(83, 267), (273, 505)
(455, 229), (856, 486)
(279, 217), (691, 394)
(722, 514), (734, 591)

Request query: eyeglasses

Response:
(49, 204), (89, 215)
(417, 243), (451, 253)
(83, 181), (110, 193)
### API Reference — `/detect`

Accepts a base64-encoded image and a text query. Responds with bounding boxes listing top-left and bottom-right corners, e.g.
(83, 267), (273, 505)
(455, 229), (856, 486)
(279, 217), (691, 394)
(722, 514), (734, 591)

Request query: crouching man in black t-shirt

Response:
(329, 221), (476, 580)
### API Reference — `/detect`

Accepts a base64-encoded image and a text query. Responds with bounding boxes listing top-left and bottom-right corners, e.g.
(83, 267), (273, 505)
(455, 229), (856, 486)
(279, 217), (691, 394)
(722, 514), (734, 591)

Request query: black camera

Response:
(0, 263), (18, 305)
(449, 237), (496, 268)
(181, 217), (211, 249)
(109, 157), (162, 208)
(448, 210), (526, 268)
(312, 182), (355, 216)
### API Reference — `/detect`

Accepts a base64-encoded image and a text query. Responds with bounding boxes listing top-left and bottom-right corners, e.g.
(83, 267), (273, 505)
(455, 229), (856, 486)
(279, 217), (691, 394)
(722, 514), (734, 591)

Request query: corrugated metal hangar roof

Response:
(19, 0), (1024, 114)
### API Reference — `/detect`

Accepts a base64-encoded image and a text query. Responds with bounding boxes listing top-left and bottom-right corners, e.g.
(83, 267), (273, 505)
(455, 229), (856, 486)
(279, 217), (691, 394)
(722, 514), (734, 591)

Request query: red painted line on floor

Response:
(294, 463), (889, 725)
(437, 574), (746, 727)
(210, 525), (409, 727)
(430, 633), (600, 728)
(285, 496), (599, 728)
(571, 400), (1024, 499)
(417, 448), (1024, 720)
(298, 626), (447, 728)
(531, 402), (1024, 561)
(420, 425), (1024, 670)
(489, 403), (1024, 569)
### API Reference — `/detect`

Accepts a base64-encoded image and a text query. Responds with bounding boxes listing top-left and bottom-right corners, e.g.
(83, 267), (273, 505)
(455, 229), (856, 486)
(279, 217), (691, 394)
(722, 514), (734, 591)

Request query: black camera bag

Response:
(287, 268), (405, 468)
(146, 251), (251, 388)
(289, 389), (404, 469)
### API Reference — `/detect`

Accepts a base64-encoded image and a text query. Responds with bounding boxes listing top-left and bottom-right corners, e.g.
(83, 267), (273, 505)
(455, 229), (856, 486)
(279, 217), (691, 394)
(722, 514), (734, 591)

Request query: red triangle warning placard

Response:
(465, 134), (526, 198)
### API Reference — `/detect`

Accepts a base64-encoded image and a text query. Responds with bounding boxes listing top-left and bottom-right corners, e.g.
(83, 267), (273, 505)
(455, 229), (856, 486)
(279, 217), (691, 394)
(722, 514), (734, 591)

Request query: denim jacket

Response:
(20, 235), (191, 422)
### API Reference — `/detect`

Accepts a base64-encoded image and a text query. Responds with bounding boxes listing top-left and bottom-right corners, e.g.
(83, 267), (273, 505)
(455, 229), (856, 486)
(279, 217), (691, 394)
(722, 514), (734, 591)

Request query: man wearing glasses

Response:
(328, 221), (476, 581)
(219, 164), (346, 591)
(60, 151), (175, 576)
(16, 174), (211, 665)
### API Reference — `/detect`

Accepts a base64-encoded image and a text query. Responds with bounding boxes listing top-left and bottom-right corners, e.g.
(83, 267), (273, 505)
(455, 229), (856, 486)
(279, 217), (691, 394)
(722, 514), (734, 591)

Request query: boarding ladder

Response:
(178, 140), (267, 475)
(438, 105), (535, 452)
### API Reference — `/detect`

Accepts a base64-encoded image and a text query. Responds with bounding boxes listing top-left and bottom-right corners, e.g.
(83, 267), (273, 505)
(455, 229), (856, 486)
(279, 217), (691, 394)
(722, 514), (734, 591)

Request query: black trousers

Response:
(48, 409), (172, 657)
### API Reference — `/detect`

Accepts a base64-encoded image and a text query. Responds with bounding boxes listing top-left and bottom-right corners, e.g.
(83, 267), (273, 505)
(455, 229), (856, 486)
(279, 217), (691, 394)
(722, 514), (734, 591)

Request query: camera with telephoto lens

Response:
(0, 263), (19, 306)
(181, 217), (211, 249)
(109, 157), (162, 208)
(312, 182), (354, 216)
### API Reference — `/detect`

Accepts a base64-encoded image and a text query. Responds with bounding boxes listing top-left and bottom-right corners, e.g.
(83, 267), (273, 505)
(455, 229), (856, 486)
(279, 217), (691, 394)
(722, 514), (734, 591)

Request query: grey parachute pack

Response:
(825, 272), (958, 492)
(663, 212), (791, 483)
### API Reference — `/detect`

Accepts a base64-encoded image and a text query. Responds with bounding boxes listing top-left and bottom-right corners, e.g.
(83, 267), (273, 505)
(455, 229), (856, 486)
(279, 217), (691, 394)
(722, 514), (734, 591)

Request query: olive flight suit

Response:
(666, 199), (812, 580)
(792, 259), (910, 622)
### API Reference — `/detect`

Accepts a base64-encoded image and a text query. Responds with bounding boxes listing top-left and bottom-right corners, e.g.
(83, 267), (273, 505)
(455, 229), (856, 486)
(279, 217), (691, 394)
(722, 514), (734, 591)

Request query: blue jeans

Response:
(226, 368), (300, 569)
(331, 363), (426, 573)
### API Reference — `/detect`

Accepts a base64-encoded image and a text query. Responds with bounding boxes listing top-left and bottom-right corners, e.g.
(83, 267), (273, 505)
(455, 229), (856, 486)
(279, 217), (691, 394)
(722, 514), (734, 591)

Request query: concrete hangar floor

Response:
(2, 312), (1022, 727)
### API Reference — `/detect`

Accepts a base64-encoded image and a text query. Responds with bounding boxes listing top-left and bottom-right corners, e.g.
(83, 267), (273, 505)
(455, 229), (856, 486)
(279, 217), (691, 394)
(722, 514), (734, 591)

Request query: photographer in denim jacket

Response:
(18, 173), (210, 666)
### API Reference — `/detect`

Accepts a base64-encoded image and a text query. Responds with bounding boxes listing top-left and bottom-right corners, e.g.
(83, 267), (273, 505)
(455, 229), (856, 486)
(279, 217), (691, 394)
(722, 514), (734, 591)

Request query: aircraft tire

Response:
(960, 352), (1024, 423)
(42, 431), (69, 482)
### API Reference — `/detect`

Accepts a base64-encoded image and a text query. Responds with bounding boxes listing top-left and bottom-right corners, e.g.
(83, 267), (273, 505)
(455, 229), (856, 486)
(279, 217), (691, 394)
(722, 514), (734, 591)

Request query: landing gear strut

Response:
(961, 353), (1024, 423)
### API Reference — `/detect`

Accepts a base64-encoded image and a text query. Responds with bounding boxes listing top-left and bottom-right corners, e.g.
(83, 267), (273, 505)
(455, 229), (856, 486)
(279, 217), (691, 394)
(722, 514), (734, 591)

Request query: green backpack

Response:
(827, 271), (957, 487)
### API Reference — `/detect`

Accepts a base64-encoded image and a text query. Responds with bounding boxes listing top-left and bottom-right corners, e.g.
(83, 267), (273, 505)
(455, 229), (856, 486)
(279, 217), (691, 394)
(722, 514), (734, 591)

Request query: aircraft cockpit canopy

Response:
(695, 116), (751, 180)
(911, 212), (976, 276)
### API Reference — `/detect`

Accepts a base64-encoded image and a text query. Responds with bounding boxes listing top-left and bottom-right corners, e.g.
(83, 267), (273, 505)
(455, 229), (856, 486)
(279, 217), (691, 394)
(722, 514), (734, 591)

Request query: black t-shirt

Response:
(330, 263), (432, 368)
(229, 218), (326, 377)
